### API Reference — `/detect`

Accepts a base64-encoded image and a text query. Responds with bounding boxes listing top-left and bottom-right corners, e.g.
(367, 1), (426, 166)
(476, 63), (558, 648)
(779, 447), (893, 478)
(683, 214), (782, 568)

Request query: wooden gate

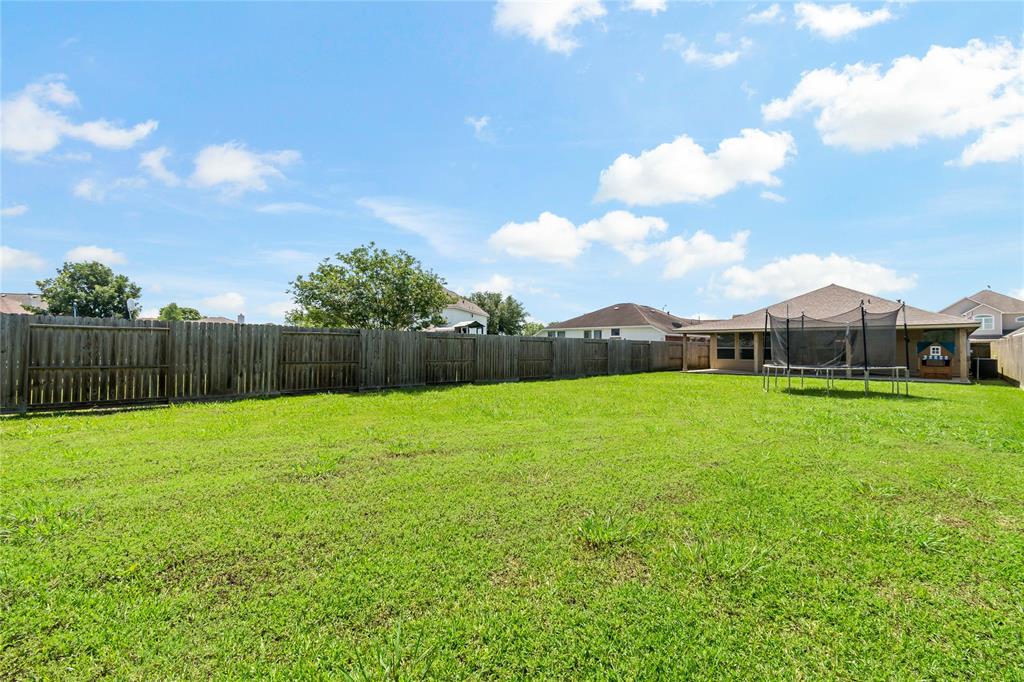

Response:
(518, 338), (553, 379)
(24, 321), (170, 410)
(279, 329), (359, 394)
(629, 341), (650, 373)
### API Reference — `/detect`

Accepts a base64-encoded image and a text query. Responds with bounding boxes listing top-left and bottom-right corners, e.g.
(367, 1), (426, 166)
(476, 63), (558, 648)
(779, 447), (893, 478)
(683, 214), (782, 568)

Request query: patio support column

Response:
(754, 331), (763, 373)
(957, 328), (969, 380)
(709, 334), (718, 370)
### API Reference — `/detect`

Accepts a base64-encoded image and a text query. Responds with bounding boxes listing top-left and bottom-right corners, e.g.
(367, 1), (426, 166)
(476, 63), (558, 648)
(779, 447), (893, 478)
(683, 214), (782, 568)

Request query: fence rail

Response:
(991, 333), (1024, 388)
(0, 314), (698, 413)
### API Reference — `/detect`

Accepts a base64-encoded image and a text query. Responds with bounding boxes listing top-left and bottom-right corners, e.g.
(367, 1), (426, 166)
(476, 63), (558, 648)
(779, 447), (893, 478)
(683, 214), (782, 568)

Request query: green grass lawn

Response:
(2, 374), (1023, 679)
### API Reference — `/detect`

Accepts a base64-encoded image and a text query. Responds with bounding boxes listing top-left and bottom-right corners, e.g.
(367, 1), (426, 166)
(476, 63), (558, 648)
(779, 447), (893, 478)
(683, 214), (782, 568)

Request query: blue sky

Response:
(2, 1), (1022, 323)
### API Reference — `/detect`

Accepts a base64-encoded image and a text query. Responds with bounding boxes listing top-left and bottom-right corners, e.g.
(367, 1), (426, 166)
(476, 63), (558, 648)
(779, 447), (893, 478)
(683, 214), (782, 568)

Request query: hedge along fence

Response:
(0, 313), (688, 413)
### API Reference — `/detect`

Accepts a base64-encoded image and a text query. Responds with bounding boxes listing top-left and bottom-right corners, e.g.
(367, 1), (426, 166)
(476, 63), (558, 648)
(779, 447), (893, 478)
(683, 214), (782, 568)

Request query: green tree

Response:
(286, 243), (449, 329)
(522, 321), (546, 336)
(158, 302), (202, 321)
(32, 261), (142, 318)
(468, 292), (530, 335)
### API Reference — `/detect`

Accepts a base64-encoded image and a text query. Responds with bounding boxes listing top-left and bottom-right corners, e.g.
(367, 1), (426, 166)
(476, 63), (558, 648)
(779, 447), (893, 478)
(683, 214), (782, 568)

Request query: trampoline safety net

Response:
(768, 304), (906, 375)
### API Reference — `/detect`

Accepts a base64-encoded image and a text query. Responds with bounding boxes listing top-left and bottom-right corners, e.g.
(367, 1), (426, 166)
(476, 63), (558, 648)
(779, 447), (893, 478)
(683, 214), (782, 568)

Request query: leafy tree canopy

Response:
(286, 243), (449, 330)
(522, 321), (546, 337)
(468, 292), (530, 336)
(33, 261), (142, 319)
(158, 302), (202, 321)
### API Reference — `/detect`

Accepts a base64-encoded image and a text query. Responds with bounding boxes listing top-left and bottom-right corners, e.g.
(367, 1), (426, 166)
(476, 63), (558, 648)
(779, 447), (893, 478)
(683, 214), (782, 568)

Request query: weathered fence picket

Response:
(0, 313), (693, 413)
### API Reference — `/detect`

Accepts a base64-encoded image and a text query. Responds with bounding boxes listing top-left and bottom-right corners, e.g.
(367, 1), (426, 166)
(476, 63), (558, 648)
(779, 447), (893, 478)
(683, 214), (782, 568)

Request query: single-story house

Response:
(0, 293), (46, 315)
(538, 303), (707, 341)
(426, 289), (488, 334)
(679, 284), (979, 381)
(940, 289), (1024, 358)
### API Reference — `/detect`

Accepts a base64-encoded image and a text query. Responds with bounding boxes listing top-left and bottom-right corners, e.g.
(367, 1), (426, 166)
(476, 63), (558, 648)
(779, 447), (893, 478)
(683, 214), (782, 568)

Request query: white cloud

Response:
(578, 210), (668, 263)
(794, 2), (894, 40)
(65, 245), (127, 265)
(1011, 288), (1024, 300)
(718, 253), (916, 299)
(473, 274), (516, 294)
(1, 76), (157, 158)
(190, 142), (300, 194)
(0, 245), (46, 270)
(72, 176), (145, 202)
(139, 147), (180, 186)
(357, 197), (468, 256)
(493, 0), (606, 54)
(746, 4), (783, 24)
(489, 211), (587, 264)
(255, 202), (325, 214)
(955, 118), (1024, 167)
(760, 191), (786, 203)
(764, 40), (1023, 165)
(140, 307), (160, 320)
(664, 34), (751, 68)
(260, 249), (317, 266)
(202, 292), (246, 313)
(1, 204), (29, 217)
(596, 128), (796, 205)
(658, 230), (749, 278)
(489, 209), (746, 279)
(465, 115), (491, 141)
(629, 0), (666, 14)
(73, 179), (100, 201)
(260, 300), (294, 320)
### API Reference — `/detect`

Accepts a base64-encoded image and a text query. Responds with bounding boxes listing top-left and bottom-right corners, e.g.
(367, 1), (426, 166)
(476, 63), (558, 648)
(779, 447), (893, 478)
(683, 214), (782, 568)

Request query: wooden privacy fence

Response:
(0, 314), (690, 413)
(991, 333), (1024, 388)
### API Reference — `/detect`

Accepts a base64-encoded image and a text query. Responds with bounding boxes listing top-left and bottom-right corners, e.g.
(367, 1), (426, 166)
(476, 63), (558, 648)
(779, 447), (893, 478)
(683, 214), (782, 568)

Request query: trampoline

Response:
(762, 302), (910, 395)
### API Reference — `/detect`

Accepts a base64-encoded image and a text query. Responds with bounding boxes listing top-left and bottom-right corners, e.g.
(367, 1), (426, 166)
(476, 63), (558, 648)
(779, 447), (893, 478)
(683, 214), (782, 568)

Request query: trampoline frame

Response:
(762, 363), (910, 395)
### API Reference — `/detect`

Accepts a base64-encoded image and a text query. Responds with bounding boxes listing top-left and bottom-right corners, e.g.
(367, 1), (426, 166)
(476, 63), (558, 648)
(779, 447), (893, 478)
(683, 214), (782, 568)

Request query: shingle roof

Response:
(547, 303), (704, 334)
(0, 293), (46, 315)
(943, 289), (1024, 314)
(445, 289), (488, 317)
(682, 284), (976, 333)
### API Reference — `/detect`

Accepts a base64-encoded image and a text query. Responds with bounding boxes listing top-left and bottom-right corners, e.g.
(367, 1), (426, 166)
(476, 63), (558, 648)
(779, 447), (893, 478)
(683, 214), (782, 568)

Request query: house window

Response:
(974, 314), (994, 331)
(610, 328), (621, 337)
(1016, 316), (1024, 323)
(716, 333), (735, 360)
(583, 330), (591, 339)
(929, 345), (942, 356)
(593, 330), (602, 339)
(763, 333), (772, 361)
(739, 333), (754, 360)
(546, 331), (555, 338)
(556, 331), (565, 338)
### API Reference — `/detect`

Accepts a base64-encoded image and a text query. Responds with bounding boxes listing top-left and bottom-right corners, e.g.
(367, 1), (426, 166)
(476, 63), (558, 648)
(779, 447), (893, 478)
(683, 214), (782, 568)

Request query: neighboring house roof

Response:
(0, 293), (47, 315)
(682, 284), (976, 334)
(196, 316), (236, 324)
(547, 303), (704, 335)
(942, 289), (1024, 314)
(444, 288), (488, 317)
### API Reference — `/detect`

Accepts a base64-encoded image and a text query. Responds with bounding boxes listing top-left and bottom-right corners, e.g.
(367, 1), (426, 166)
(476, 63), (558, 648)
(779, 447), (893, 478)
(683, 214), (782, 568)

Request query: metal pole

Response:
(902, 303), (910, 397)
(861, 303), (869, 394)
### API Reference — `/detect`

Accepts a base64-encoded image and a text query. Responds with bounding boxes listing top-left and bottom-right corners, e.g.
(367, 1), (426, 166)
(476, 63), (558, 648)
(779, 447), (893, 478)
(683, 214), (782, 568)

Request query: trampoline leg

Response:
(863, 370), (869, 395)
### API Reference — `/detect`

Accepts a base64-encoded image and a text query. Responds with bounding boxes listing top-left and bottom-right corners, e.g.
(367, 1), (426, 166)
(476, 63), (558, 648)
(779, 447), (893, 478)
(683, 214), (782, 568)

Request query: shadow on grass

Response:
(774, 386), (937, 401)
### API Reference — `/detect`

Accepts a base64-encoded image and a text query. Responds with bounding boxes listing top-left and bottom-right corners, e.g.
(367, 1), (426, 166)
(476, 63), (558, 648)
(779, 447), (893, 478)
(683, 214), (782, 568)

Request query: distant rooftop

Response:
(547, 303), (706, 334)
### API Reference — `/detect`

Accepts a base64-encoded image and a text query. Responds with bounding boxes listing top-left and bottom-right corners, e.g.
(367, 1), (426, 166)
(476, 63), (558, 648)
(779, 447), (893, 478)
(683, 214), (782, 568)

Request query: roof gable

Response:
(444, 289), (488, 317)
(962, 289), (1024, 313)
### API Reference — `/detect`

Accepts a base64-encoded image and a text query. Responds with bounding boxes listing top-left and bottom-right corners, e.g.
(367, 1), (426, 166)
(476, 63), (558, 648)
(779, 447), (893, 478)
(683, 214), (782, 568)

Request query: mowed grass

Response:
(2, 374), (1023, 679)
